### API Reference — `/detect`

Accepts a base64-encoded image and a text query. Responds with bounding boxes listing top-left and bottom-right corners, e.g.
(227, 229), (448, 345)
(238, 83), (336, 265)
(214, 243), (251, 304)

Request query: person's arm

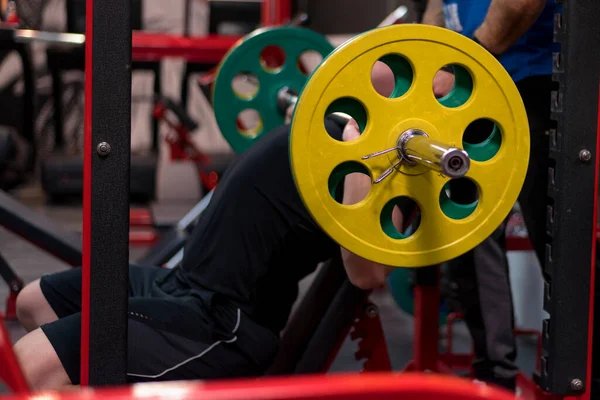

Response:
(340, 120), (402, 290)
(473, 0), (547, 56)
(422, 0), (445, 26)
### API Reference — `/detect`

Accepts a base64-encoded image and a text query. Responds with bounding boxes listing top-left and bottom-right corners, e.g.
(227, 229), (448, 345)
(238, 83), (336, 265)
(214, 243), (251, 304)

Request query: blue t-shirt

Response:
(442, 0), (557, 83)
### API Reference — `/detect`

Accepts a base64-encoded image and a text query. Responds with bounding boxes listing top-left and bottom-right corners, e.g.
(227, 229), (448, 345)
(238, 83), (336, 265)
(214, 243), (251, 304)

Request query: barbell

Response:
(213, 24), (530, 267)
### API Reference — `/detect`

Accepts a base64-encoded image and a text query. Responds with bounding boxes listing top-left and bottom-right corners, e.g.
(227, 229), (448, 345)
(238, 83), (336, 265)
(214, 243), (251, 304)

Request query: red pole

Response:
(412, 281), (441, 370)
(261, 0), (274, 26)
(262, 0), (291, 26)
(277, 0), (291, 24)
(80, 0), (94, 385)
(0, 318), (29, 393)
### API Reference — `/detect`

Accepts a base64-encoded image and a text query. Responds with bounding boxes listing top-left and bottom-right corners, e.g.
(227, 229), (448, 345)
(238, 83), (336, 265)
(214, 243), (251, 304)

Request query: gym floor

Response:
(0, 183), (539, 392)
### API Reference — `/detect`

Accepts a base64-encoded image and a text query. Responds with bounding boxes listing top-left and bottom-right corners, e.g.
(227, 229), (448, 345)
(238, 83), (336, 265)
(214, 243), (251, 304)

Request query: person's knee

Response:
(16, 279), (57, 331)
(13, 328), (72, 390)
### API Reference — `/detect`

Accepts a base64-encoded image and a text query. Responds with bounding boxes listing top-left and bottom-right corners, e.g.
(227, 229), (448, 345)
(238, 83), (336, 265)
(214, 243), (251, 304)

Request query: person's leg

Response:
(446, 222), (517, 390)
(16, 267), (84, 332)
(125, 298), (274, 383)
(14, 299), (277, 390)
(514, 75), (553, 266)
(13, 313), (80, 390)
(15, 279), (59, 332)
(13, 329), (72, 390)
(445, 116), (517, 390)
(16, 265), (167, 332)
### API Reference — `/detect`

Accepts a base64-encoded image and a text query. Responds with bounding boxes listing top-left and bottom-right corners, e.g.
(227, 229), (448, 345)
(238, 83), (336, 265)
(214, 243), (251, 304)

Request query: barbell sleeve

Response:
(277, 86), (299, 114)
(400, 129), (470, 178)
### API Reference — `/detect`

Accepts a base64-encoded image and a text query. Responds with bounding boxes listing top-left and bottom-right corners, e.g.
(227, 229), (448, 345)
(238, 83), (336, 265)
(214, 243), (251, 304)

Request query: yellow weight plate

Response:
(290, 25), (530, 267)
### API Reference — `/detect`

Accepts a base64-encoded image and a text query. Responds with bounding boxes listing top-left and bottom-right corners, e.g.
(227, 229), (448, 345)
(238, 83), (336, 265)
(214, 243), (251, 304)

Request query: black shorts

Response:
(39, 265), (279, 384)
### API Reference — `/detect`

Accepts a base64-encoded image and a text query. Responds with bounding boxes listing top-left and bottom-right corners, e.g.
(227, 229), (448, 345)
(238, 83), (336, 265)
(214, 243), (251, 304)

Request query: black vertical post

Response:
(80, 0), (131, 386)
(537, 0), (600, 395)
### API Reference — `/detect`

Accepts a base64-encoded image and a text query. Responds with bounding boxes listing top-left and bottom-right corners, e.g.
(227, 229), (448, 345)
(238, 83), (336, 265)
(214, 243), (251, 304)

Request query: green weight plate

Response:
(213, 26), (335, 154)
(387, 268), (449, 326)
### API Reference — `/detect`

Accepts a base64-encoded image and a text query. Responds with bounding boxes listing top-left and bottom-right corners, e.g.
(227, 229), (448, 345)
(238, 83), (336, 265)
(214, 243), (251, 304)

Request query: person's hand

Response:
(342, 119), (371, 204)
(371, 61), (395, 97)
(342, 118), (361, 142)
(433, 70), (455, 98)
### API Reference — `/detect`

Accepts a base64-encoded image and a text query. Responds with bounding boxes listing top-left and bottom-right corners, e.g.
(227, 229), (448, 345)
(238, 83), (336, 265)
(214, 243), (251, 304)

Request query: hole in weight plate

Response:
(324, 97), (367, 141)
(236, 109), (263, 139)
(298, 50), (324, 76)
(463, 118), (502, 162)
(328, 161), (371, 204)
(371, 54), (413, 98)
(260, 45), (286, 73)
(434, 64), (473, 108)
(231, 72), (259, 100)
(381, 197), (420, 239)
(439, 177), (479, 220)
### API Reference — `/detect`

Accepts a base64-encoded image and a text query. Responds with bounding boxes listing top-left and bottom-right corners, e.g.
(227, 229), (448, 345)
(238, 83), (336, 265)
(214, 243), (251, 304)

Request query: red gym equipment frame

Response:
(130, 33), (240, 63)
(262, 0), (291, 27)
(2, 374), (516, 400)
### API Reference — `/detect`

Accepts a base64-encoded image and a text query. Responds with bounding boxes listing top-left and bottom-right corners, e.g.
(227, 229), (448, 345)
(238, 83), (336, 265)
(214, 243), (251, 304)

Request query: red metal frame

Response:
(2, 373), (517, 400)
(129, 208), (159, 246)
(131, 33), (241, 63)
(80, 0), (94, 385)
(152, 102), (219, 191)
(439, 312), (474, 373)
(129, 209), (154, 227)
(351, 303), (392, 372)
(441, 313), (543, 376)
(404, 266), (452, 373)
(261, 0), (291, 27)
(0, 316), (29, 393)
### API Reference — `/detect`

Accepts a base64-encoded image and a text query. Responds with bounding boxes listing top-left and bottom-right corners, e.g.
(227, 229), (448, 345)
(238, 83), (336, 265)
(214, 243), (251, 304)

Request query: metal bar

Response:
(377, 5), (409, 27)
(400, 130), (470, 178)
(0, 191), (82, 266)
(293, 279), (368, 374)
(177, 189), (214, 229)
(13, 29), (85, 46)
(81, 0), (131, 385)
(276, 86), (298, 114)
(266, 256), (348, 375)
(0, 252), (21, 289)
(14, 30), (240, 63)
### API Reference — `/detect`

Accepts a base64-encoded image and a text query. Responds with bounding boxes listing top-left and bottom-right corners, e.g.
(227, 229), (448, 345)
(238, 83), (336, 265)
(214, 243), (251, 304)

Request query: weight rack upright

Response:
(538, 0), (600, 398)
(80, 0), (131, 386)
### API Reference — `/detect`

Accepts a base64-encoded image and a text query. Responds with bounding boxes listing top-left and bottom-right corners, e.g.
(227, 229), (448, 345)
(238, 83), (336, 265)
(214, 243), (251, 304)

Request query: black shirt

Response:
(155, 119), (345, 334)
